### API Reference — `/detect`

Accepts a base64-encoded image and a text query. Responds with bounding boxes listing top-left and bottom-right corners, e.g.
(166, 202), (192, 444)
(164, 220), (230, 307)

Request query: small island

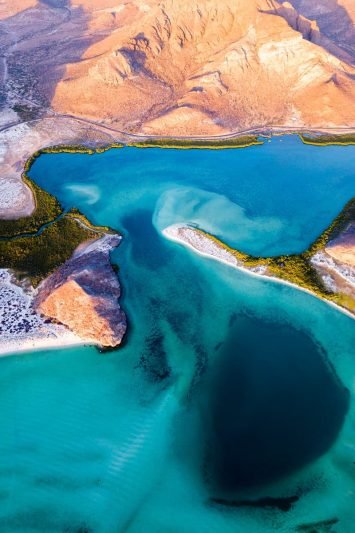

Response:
(163, 199), (355, 317)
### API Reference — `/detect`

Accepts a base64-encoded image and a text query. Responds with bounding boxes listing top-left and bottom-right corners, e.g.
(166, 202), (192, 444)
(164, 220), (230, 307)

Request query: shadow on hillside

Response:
(0, 0), (106, 113)
(290, 0), (355, 62)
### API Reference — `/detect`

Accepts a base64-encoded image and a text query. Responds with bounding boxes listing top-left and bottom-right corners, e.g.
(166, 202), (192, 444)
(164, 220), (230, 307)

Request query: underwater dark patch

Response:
(210, 494), (299, 512)
(138, 329), (171, 382)
(295, 517), (339, 532)
(207, 314), (349, 491)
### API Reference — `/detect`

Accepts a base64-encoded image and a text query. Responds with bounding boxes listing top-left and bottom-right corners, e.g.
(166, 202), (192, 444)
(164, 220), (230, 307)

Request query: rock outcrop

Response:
(325, 222), (355, 267)
(290, 0), (355, 62)
(263, 1), (354, 63)
(34, 235), (127, 348)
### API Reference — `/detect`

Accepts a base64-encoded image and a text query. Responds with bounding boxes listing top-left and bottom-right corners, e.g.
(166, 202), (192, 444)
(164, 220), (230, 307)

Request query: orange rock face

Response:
(51, 0), (355, 134)
(326, 223), (355, 268)
(1, 0), (354, 135)
(38, 279), (121, 347)
(0, 0), (37, 20)
(35, 235), (126, 348)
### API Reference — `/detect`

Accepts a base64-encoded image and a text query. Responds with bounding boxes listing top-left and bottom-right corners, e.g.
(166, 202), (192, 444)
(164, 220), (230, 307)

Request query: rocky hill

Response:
(0, 0), (354, 135)
(34, 235), (127, 348)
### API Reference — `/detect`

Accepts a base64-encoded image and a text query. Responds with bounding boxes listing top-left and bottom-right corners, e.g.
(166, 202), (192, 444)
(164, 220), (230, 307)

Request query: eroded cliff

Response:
(34, 235), (127, 348)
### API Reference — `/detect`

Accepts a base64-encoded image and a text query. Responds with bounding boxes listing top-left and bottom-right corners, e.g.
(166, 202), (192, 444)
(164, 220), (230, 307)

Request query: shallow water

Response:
(0, 137), (354, 532)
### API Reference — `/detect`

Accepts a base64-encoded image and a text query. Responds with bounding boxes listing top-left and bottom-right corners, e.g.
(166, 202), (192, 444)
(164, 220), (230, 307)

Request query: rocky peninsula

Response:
(34, 234), (126, 349)
(0, 168), (127, 355)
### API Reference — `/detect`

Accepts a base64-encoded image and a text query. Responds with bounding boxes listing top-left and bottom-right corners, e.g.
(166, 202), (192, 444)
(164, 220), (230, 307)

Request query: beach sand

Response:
(163, 224), (355, 321)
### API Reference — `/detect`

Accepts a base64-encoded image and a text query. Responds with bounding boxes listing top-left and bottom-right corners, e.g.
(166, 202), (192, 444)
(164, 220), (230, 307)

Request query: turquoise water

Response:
(0, 136), (354, 531)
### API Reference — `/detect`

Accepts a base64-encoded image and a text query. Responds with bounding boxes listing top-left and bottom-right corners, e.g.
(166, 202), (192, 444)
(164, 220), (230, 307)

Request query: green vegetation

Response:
(0, 175), (62, 239)
(26, 137), (261, 158)
(39, 142), (124, 155)
(25, 142), (124, 164)
(67, 208), (116, 234)
(95, 143), (124, 153)
(267, 255), (329, 297)
(192, 198), (355, 314)
(1, 132), (263, 286)
(0, 140), (127, 239)
(307, 198), (355, 255)
(1, 137), (352, 294)
(0, 141), (128, 286)
(299, 133), (355, 146)
(127, 135), (263, 149)
(42, 144), (96, 155)
(0, 211), (101, 286)
(0, 149), (118, 284)
(196, 230), (331, 298)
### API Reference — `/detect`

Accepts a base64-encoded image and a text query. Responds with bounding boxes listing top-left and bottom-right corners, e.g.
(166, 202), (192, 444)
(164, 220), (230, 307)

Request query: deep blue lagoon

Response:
(0, 136), (354, 532)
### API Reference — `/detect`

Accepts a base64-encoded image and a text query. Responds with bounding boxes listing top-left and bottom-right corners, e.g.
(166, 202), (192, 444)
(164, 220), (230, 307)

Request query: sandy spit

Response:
(162, 224), (355, 321)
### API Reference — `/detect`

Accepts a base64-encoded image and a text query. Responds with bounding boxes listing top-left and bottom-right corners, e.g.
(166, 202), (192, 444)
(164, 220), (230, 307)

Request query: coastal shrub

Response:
(194, 196), (355, 311)
(40, 143), (124, 155)
(0, 175), (62, 238)
(0, 148), (122, 283)
(0, 141), (125, 239)
(335, 293), (355, 313)
(307, 197), (355, 254)
(128, 136), (263, 149)
(41, 145), (95, 155)
(0, 214), (99, 285)
(300, 134), (355, 146)
(67, 208), (116, 234)
(268, 254), (329, 296)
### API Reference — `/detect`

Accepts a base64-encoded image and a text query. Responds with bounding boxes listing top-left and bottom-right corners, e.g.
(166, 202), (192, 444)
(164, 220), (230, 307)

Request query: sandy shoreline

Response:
(162, 225), (355, 321)
(1, 114), (354, 220)
(0, 269), (97, 358)
(0, 334), (90, 358)
(1, 126), (353, 356)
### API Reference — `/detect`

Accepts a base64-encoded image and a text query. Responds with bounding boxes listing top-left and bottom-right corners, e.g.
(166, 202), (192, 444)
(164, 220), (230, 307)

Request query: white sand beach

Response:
(163, 224), (355, 321)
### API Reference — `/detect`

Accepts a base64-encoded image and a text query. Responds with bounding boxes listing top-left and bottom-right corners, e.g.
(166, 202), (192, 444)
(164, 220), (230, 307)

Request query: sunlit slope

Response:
(51, 0), (355, 134)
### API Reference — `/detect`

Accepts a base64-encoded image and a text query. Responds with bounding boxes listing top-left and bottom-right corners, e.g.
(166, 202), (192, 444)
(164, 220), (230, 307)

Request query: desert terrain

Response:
(0, 0), (354, 218)
(0, 0), (354, 136)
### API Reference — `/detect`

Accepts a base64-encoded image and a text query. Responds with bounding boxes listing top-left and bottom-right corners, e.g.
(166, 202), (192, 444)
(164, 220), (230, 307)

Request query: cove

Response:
(0, 136), (354, 532)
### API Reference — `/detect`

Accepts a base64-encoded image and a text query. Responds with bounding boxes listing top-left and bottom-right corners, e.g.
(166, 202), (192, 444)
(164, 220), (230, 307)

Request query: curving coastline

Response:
(12, 128), (353, 221)
(0, 235), (127, 357)
(0, 269), (86, 357)
(162, 214), (355, 319)
(1, 133), (354, 355)
(0, 172), (127, 355)
(1, 119), (353, 222)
